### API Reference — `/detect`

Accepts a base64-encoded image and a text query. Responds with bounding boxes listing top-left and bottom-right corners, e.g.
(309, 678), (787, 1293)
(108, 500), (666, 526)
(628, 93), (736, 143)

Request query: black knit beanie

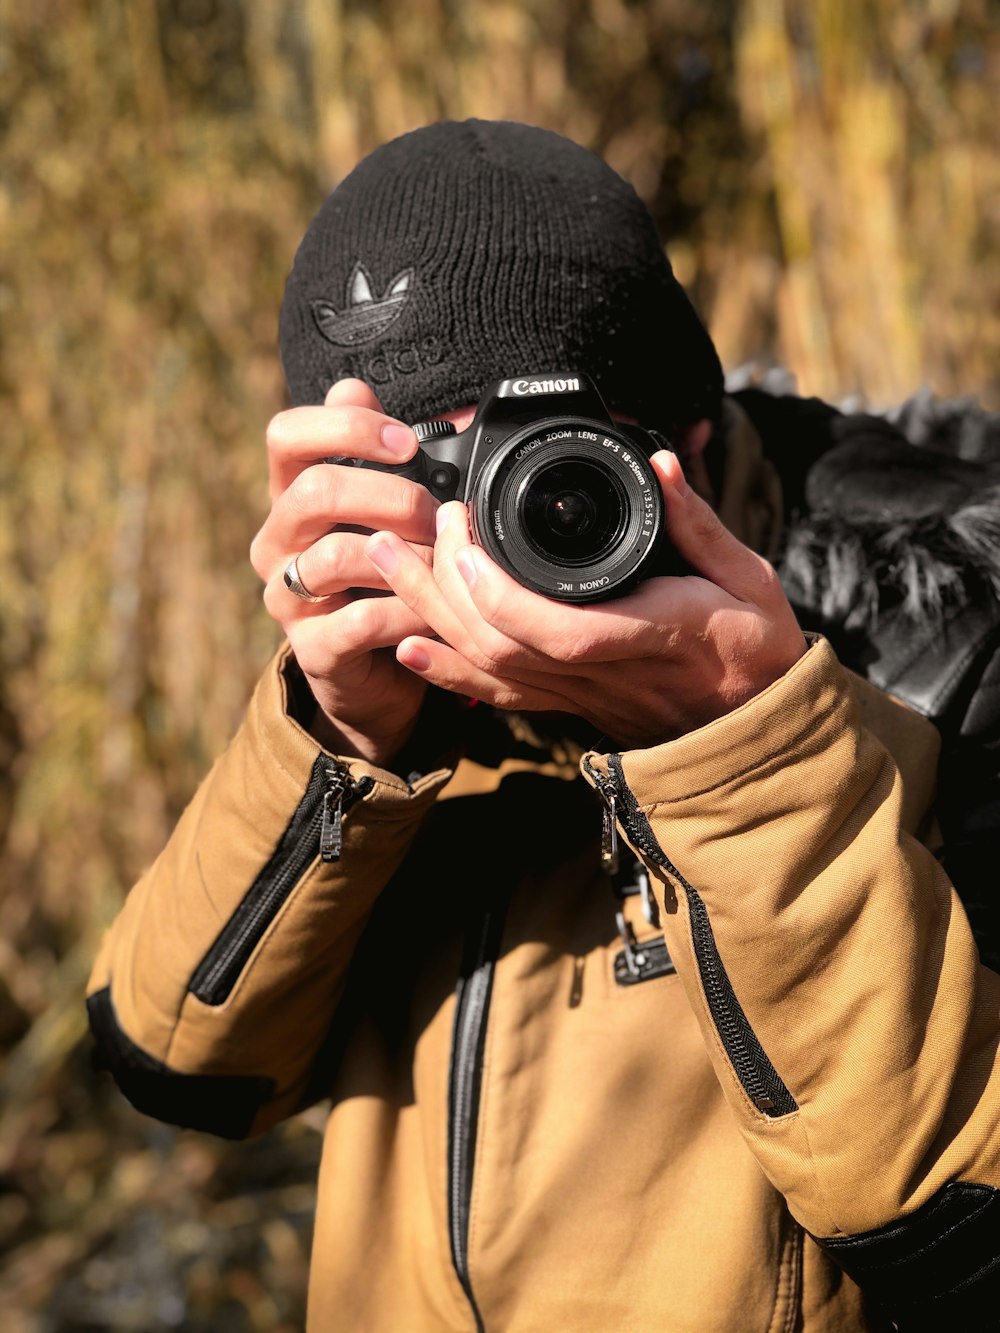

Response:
(279, 119), (724, 432)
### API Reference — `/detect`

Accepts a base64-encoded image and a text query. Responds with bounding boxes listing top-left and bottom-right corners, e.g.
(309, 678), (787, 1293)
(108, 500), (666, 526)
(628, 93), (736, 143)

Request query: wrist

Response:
(308, 705), (418, 770)
(279, 653), (418, 767)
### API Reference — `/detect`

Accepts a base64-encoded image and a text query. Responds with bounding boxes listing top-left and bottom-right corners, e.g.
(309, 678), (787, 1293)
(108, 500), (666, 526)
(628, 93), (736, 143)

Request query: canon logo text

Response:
(511, 377), (581, 396)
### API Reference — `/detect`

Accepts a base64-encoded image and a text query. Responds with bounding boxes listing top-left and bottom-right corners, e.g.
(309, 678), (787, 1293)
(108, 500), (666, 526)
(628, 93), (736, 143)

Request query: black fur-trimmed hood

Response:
(730, 382), (1000, 725)
(780, 432), (1000, 631)
(729, 385), (1000, 632)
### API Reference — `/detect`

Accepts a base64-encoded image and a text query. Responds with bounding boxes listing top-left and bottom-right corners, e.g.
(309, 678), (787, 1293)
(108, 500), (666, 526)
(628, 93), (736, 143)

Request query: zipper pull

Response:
(320, 765), (350, 863)
(583, 756), (621, 877)
(600, 784), (619, 877)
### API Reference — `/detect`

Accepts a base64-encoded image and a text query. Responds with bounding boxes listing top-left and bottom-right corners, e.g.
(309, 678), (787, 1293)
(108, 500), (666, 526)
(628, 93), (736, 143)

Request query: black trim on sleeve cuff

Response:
(819, 1182), (1000, 1331)
(87, 986), (276, 1140)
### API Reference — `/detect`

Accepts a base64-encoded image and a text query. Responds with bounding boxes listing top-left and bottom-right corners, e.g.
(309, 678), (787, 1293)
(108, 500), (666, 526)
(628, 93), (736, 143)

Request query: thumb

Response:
(651, 450), (777, 605)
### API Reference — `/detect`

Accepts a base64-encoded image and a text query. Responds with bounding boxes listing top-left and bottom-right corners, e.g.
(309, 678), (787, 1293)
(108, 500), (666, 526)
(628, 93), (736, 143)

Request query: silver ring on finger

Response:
(283, 554), (328, 603)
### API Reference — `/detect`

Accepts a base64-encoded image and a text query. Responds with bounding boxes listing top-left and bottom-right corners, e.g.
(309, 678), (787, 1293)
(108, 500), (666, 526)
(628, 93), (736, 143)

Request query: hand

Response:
(363, 450), (807, 748)
(250, 379), (441, 766)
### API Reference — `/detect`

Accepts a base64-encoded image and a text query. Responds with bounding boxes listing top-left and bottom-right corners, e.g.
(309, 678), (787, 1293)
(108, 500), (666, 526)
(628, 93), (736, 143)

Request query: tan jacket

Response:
(87, 635), (1000, 1332)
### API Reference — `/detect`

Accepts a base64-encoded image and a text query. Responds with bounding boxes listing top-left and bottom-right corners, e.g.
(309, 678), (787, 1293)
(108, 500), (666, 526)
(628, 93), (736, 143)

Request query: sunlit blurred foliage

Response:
(0, 0), (996, 1327)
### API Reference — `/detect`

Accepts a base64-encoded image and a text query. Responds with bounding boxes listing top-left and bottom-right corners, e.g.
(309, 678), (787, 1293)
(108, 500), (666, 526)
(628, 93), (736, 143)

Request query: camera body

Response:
(338, 372), (677, 603)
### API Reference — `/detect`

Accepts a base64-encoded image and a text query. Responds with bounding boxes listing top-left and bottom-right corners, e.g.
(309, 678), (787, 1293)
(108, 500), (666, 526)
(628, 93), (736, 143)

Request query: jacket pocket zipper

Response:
(586, 753), (797, 1118)
(448, 904), (505, 1332)
(188, 756), (372, 1007)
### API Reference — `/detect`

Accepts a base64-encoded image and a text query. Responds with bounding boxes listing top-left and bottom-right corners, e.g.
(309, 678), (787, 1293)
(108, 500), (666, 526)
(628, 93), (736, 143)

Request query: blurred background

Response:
(0, 0), (997, 1328)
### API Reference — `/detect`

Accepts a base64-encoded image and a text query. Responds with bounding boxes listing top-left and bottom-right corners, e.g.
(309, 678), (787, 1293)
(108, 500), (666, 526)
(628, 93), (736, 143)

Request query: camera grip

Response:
(323, 452), (429, 483)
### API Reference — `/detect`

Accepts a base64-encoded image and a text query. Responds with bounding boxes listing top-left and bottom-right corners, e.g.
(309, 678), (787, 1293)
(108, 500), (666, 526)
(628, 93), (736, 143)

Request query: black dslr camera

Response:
(338, 372), (677, 604)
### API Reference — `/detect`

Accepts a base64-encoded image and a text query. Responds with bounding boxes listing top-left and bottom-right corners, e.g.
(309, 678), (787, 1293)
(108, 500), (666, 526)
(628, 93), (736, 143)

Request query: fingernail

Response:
(381, 423), (416, 458)
(366, 536), (397, 575)
(435, 504), (451, 537)
(456, 547), (478, 588)
(400, 643), (431, 672)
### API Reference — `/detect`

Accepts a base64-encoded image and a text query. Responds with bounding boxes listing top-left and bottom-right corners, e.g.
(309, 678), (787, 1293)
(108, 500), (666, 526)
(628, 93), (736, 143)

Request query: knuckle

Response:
(248, 530), (268, 579)
(265, 409), (299, 455)
(387, 478), (434, 529)
(286, 631), (324, 680)
(291, 618), (349, 679)
(476, 628), (516, 673)
(336, 595), (373, 639)
(311, 537), (341, 583)
(339, 596), (391, 650)
(754, 556), (782, 595)
(488, 683), (527, 711)
(735, 552), (784, 604)
(693, 506), (728, 546)
(546, 629), (593, 666)
(262, 577), (286, 620)
(291, 465), (332, 514)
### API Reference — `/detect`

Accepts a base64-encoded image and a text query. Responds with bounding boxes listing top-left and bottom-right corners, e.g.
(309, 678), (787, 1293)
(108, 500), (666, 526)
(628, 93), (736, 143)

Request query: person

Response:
(86, 120), (1000, 1331)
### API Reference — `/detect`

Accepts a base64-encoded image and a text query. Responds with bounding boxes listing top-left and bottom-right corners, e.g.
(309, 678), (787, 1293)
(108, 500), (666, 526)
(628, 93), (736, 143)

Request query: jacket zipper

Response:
(188, 756), (372, 1007)
(448, 904), (505, 1331)
(585, 753), (797, 1118)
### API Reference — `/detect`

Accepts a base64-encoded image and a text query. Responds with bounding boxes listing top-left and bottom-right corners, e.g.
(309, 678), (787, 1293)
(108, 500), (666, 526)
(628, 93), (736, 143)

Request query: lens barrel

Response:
(468, 418), (665, 603)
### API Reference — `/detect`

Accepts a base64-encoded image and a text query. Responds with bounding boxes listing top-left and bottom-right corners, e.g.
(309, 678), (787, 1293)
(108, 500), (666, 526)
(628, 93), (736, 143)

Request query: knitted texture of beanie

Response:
(279, 119), (723, 433)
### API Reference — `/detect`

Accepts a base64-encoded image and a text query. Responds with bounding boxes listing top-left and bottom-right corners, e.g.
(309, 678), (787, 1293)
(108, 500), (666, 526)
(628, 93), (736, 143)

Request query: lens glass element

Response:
(520, 460), (625, 563)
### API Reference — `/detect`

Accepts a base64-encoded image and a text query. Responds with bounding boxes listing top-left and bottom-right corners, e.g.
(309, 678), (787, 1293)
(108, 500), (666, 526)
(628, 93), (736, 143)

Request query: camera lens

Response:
(521, 461), (625, 563)
(469, 417), (667, 603)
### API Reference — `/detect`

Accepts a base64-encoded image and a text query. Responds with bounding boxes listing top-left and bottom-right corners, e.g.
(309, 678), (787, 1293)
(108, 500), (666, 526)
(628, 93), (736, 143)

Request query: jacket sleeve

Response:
(583, 636), (1000, 1331)
(85, 646), (455, 1138)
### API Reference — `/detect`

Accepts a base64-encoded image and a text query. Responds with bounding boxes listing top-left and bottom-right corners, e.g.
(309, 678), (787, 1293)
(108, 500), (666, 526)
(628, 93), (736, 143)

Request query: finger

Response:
(365, 528), (476, 654)
(431, 503), (669, 670)
(429, 502), (558, 664)
(264, 578), (351, 624)
(651, 450), (780, 606)
(395, 634), (575, 713)
(276, 530), (435, 601)
(252, 464), (439, 574)
(284, 592), (434, 679)
(266, 403), (418, 499)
